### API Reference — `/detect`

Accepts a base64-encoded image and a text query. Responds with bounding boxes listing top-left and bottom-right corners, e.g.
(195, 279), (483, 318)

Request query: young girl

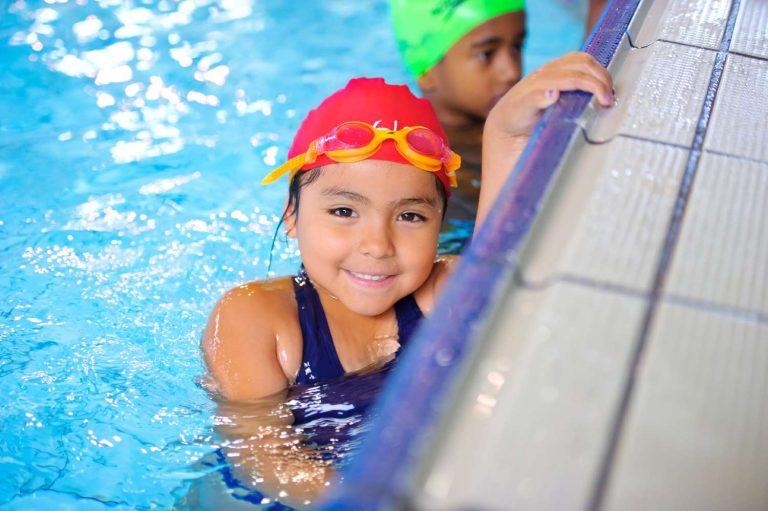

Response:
(202, 52), (614, 403)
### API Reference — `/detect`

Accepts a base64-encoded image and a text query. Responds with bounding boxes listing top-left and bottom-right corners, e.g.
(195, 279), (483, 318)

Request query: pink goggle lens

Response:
(405, 128), (446, 159)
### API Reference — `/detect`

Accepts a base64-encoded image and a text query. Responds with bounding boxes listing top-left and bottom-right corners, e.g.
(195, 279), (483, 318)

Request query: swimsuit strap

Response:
(393, 293), (424, 346)
(292, 270), (425, 385)
(293, 271), (344, 384)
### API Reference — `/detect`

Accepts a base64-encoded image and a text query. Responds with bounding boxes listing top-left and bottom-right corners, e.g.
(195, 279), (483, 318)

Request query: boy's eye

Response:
(477, 49), (494, 62)
(329, 207), (355, 218)
(399, 211), (427, 223)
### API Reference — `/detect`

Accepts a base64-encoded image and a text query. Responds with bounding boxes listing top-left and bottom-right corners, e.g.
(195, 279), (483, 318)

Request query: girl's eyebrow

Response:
(391, 197), (439, 209)
(321, 187), (438, 209)
(321, 187), (370, 204)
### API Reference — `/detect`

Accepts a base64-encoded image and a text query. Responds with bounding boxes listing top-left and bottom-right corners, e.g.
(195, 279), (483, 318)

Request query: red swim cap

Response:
(288, 77), (456, 196)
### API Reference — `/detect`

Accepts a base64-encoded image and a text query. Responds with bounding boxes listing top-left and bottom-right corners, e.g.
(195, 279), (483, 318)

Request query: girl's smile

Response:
(344, 269), (397, 288)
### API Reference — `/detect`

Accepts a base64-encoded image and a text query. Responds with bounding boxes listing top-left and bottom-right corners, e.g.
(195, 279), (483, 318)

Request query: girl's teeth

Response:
(351, 271), (387, 281)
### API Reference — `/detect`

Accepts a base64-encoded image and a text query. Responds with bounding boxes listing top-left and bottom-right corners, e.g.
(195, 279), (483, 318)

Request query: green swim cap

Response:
(390, 0), (526, 77)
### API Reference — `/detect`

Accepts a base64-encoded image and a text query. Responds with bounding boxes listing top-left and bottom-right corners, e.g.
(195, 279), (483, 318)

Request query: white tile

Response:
(666, 152), (768, 314)
(581, 38), (715, 146)
(411, 282), (646, 511)
(518, 136), (688, 291)
(705, 54), (768, 162)
(731, 0), (768, 59)
(629, 0), (732, 49)
(603, 302), (768, 511)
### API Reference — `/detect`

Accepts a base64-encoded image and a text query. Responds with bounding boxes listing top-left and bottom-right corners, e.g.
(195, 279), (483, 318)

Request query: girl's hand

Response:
(487, 51), (614, 141)
(476, 52), (613, 229)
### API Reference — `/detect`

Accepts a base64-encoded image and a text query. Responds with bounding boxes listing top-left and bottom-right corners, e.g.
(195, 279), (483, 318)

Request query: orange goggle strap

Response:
(261, 127), (460, 187)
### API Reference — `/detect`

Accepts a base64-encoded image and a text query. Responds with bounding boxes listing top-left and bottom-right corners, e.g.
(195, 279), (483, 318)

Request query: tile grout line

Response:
(515, 271), (768, 327)
(586, 0), (743, 509)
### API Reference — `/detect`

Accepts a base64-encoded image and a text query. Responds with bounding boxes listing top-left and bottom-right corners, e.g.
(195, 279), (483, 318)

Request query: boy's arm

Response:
(587, 0), (609, 36)
(201, 283), (293, 401)
(477, 52), (614, 229)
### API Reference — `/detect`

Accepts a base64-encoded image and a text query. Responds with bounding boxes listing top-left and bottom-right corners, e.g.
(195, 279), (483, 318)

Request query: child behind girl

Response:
(389, 0), (609, 219)
(202, 53), (614, 402)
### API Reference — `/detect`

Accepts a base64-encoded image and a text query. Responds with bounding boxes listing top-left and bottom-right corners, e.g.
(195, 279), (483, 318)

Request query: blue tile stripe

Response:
(319, 1), (642, 509)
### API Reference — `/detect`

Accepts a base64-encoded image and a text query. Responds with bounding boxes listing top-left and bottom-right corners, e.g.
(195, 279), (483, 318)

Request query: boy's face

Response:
(287, 160), (443, 317)
(419, 12), (526, 122)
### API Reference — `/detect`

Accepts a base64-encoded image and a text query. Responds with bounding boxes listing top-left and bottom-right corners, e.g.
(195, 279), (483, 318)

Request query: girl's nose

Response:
(358, 220), (395, 259)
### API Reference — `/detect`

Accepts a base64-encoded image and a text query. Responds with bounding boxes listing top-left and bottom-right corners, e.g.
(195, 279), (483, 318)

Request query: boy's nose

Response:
(358, 221), (395, 258)
(495, 50), (521, 86)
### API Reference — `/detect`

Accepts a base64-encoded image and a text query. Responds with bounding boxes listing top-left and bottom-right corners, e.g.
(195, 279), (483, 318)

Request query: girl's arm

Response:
(202, 284), (334, 508)
(214, 394), (336, 510)
(201, 282), (295, 401)
(476, 52), (614, 229)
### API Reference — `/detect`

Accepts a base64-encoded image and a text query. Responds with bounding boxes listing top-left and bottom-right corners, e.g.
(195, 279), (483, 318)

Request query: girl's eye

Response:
(399, 211), (427, 223)
(329, 207), (355, 218)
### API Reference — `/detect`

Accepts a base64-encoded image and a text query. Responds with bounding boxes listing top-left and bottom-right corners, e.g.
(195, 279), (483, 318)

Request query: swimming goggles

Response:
(261, 121), (460, 187)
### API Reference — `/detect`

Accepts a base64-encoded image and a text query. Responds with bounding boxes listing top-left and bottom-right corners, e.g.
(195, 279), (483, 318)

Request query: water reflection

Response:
(181, 362), (394, 510)
(7, 0), (269, 165)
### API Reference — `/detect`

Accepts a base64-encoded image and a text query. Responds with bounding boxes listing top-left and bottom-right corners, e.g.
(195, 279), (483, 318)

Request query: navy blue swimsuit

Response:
(292, 271), (423, 385)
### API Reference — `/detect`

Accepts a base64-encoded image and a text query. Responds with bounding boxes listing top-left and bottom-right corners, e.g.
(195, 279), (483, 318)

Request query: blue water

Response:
(0, 1), (587, 509)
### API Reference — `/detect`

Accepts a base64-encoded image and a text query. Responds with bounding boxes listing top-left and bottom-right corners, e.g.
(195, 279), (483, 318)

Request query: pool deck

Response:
(321, 0), (768, 509)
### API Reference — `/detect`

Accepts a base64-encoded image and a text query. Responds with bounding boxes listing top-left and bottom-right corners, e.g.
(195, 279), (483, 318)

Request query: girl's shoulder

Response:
(210, 276), (300, 331)
(217, 275), (297, 310)
(414, 255), (459, 315)
(202, 276), (303, 400)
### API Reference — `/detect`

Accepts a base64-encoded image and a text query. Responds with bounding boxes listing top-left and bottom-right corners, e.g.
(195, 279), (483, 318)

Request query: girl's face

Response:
(287, 160), (444, 317)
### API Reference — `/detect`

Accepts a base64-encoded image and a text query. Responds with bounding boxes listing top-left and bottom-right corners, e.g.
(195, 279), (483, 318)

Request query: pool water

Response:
(0, 1), (588, 509)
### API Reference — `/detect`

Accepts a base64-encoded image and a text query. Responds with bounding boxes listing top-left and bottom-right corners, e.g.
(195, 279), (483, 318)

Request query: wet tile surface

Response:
(731, 0), (768, 60)
(582, 39), (715, 146)
(704, 54), (768, 162)
(666, 152), (768, 315)
(603, 302), (768, 511)
(404, 1), (768, 510)
(413, 282), (645, 511)
(628, 0), (732, 49)
(519, 136), (687, 291)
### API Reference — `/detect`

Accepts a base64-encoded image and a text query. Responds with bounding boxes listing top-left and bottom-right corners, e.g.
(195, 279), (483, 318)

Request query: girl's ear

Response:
(283, 202), (297, 238)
